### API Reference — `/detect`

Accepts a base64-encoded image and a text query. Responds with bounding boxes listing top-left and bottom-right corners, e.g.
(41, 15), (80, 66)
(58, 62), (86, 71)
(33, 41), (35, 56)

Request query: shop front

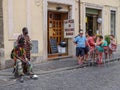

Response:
(1, 0), (120, 69)
(43, 0), (76, 59)
(86, 8), (102, 35)
(48, 11), (68, 58)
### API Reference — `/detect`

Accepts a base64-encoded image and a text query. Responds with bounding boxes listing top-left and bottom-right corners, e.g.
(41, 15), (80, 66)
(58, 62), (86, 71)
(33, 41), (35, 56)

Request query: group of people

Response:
(10, 27), (117, 82)
(11, 27), (38, 82)
(73, 29), (117, 65)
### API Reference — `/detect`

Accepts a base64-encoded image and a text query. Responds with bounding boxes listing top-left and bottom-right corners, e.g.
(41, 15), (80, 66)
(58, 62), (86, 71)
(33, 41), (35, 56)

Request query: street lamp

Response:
(56, 4), (63, 10)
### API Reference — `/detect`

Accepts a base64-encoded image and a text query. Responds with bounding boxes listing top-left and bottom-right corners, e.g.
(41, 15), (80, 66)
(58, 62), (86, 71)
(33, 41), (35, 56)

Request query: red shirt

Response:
(87, 36), (95, 48)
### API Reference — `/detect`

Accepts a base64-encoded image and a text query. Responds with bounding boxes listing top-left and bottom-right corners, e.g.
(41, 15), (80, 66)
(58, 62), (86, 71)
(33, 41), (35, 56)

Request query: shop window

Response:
(111, 11), (116, 36)
(86, 8), (102, 35)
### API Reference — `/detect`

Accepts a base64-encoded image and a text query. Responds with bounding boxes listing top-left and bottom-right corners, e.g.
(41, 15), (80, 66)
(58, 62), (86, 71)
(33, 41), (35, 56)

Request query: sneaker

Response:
(97, 60), (103, 65)
(78, 60), (83, 65)
(19, 76), (24, 83)
(93, 61), (98, 66)
(30, 74), (38, 80)
(83, 60), (87, 64)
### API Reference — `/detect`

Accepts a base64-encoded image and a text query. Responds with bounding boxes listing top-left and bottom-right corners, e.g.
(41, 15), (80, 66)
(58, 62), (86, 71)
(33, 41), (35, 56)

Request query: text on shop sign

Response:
(64, 19), (74, 38)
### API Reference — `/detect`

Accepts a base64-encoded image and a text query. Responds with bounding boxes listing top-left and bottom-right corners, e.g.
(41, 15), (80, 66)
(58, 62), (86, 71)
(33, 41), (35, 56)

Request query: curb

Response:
(0, 57), (120, 76)
(35, 57), (120, 75)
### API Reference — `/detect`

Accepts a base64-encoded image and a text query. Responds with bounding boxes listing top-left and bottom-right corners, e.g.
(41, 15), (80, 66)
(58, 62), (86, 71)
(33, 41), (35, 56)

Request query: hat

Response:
(79, 30), (83, 33)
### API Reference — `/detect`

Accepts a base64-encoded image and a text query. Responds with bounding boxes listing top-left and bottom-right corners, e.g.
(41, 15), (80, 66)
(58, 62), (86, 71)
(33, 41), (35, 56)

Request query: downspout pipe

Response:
(78, 0), (81, 30)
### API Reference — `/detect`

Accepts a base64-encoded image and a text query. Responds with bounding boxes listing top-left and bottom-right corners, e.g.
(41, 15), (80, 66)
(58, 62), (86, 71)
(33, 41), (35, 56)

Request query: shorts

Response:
(84, 46), (89, 54)
(76, 47), (86, 57)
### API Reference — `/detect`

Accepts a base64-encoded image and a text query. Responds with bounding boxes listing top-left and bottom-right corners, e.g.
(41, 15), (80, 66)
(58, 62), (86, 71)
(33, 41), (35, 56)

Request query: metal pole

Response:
(79, 0), (81, 30)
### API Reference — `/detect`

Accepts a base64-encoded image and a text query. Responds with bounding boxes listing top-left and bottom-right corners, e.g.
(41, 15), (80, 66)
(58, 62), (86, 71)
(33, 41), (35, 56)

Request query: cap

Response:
(79, 30), (83, 33)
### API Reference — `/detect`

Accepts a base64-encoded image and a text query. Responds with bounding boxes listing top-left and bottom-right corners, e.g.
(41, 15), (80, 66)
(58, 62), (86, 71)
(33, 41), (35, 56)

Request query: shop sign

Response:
(64, 19), (74, 38)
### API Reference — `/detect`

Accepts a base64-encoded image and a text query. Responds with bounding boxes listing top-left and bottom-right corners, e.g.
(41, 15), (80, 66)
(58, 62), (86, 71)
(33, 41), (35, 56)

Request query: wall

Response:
(30, 0), (43, 57)
(3, 0), (27, 60)
(81, 0), (119, 7)
(80, 0), (120, 44)
(0, 0), (3, 48)
(2, 0), (44, 69)
(2, 0), (120, 69)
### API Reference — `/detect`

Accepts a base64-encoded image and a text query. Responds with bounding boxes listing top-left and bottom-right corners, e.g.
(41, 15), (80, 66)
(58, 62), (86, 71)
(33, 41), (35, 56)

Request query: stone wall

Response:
(0, 48), (4, 69)
(0, 0), (3, 48)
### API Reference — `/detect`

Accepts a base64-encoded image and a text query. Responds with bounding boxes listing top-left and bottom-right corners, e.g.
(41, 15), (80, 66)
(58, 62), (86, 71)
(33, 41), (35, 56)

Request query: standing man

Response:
(17, 27), (32, 61)
(73, 29), (89, 65)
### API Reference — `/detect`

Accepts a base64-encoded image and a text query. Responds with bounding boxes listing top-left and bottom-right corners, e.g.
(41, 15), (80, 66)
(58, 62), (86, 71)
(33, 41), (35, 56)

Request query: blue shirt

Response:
(73, 35), (86, 48)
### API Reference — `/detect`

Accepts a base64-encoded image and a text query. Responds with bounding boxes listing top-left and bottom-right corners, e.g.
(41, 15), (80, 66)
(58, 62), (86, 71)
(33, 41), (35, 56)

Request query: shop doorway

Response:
(86, 8), (102, 35)
(86, 14), (98, 36)
(48, 11), (68, 58)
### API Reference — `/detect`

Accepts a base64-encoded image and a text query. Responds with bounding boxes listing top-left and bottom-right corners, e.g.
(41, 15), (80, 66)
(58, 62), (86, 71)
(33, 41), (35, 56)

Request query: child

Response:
(11, 37), (38, 82)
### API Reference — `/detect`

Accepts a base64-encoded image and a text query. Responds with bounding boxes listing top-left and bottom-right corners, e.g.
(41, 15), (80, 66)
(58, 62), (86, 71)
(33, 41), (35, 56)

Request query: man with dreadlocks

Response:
(16, 27), (32, 61)
(11, 37), (38, 83)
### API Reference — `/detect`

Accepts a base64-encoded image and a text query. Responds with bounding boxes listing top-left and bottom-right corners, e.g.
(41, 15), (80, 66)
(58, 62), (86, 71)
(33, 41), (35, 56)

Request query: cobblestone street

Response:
(0, 60), (120, 90)
(1, 0), (120, 90)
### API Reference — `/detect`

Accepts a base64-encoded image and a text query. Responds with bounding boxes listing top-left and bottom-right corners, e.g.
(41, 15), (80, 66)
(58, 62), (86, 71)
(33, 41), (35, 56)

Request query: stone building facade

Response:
(0, 0), (120, 69)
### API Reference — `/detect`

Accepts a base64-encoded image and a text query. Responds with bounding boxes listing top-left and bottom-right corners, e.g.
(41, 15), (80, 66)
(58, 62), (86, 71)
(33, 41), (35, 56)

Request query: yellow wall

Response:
(3, 0), (28, 59)
(2, 0), (120, 61)
(80, 0), (120, 43)
(48, 3), (69, 11)
(31, 0), (43, 56)
(81, 0), (119, 7)
(3, 0), (43, 60)
(3, 0), (9, 59)
(13, 0), (27, 33)
(116, 7), (120, 44)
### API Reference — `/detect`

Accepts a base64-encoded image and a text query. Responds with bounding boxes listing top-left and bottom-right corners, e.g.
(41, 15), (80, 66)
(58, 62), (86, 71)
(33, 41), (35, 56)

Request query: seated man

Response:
(11, 37), (38, 82)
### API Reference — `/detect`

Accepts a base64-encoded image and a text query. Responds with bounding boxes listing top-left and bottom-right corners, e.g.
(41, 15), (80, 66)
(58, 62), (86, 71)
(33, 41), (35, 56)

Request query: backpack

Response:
(18, 35), (25, 45)
(10, 49), (14, 59)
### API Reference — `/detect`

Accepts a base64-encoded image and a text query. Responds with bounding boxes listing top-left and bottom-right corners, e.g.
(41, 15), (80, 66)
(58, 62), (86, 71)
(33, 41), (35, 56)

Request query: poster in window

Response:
(64, 19), (74, 38)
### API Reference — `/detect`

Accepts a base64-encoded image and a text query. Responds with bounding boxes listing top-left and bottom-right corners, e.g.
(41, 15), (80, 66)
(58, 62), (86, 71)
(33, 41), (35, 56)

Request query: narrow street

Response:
(0, 60), (120, 90)
(0, 0), (120, 90)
